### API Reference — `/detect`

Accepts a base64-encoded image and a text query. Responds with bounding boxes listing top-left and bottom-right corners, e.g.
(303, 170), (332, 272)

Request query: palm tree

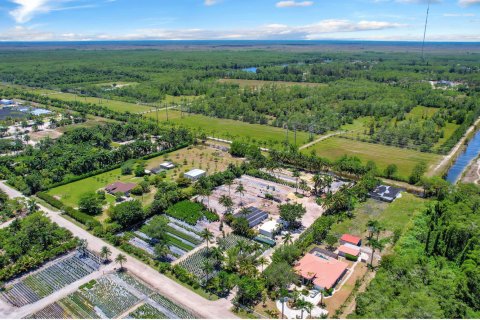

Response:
(78, 239), (88, 257)
(257, 256), (268, 272)
(235, 183), (245, 206)
(282, 232), (293, 244)
(225, 178), (234, 196)
(115, 253), (127, 271)
(297, 298), (308, 319)
(154, 242), (171, 261)
(201, 260), (214, 285)
(366, 238), (385, 267)
(26, 199), (37, 215)
(100, 246), (111, 264)
(324, 175), (334, 194)
(304, 300), (314, 318)
(219, 195), (233, 214)
(367, 220), (380, 240)
(312, 173), (323, 195)
(299, 179), (308, 195)
(293, 170), (300, 193)
(201, 228), (214, 250)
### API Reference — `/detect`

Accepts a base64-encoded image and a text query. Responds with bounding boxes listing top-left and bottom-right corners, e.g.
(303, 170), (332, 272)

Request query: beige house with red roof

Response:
(294, 253), (348, 291)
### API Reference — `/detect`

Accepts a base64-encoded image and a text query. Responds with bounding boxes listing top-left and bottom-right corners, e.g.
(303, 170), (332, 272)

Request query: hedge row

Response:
(36, 192), (101, 229)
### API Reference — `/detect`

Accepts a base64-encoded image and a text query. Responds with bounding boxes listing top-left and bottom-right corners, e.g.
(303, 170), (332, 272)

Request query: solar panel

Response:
(234, 207), (269, 227)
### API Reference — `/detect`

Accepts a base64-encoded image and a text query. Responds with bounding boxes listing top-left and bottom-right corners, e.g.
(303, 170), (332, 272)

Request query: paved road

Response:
(0, 182), (237, 319)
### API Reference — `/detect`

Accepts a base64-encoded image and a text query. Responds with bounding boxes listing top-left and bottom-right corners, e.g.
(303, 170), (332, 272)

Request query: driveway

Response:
(0, 182), (237, 319)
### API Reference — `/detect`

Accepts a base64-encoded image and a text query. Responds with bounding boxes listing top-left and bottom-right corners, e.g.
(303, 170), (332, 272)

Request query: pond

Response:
(446, 129), (480, 183)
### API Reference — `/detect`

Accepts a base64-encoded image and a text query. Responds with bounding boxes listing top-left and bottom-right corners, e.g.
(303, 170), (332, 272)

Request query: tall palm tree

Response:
(235, 183), (245, 207)
(293, 170), (300, 193)
(304, 300), (314, 318)
(219, 195), (233, 214)
(115, 253), (127, 271)
(100, 246), (111, 264)
(257, 256), (268, 272)
(225, 179), (234, 196)
(282, 232), (293, 244)
(201, 228), (214, 251)
(201, 260), (214, 285)
(78, 239), (88, 257)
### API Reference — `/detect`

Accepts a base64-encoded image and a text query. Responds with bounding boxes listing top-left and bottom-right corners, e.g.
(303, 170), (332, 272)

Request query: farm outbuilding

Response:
(105, 182), (138, 196)
(160, 162), (175, 170)
(369, 185), (402, 202)
(185, 169), (206, 181)
(234, 207), (268, 228)
(338, 244), (360, 259)
(259, 220), (281, 238)
(340, 234), (362, 246)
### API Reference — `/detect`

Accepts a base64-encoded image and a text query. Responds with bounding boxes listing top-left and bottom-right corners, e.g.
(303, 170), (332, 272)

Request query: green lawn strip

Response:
(145, 111), (313, 147)
(166, 226), (202, 245)
(166, 234), (195, 252)
(303, 136), (442, 181)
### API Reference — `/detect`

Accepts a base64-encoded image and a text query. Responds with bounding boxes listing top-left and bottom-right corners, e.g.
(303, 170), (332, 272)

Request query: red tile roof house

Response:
(294, 253), (349, 291)
(105, 182), (138, 196)
(338, 244), (361, 259)
(340, 234), (362, 246)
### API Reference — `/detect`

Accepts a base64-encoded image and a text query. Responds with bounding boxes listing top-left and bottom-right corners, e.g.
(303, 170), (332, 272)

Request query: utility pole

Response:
(421, 0), (431, 61)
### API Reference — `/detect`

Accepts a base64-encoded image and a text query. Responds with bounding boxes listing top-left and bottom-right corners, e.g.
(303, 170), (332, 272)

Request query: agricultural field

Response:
(166, 200), (218, 226)
(179, 234), (263, 281)
(28, 272), (196, 319)
(303, 136), (442, 180)
(169, 113), (313, 147)
(218, 78), (327, 88)
(1, 250), (101, 307)
(129, 215), (206, 260)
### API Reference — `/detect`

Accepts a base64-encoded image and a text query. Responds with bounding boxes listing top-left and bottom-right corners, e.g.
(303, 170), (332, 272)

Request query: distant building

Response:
(369, 185), (402, 202)
(160, 161), (175, 170)
(0, 99), (14, 105)
(259, 220), (281, 238)
(184, 169), (206, 181)
(30, 108), (52, 116)
(105, 182), (138, 196)
(340, 234), (362, 246)
(294, 253), (349, 290)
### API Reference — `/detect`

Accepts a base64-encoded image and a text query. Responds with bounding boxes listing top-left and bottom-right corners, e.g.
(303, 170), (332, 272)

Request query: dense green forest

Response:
(354, 183), (480, 318)
(0, 121), (192, 195)
(0, 212), (78, 282)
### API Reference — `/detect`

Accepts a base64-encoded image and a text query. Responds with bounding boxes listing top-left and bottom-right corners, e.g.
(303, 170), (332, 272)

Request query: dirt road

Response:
(0, 182), (237, 319)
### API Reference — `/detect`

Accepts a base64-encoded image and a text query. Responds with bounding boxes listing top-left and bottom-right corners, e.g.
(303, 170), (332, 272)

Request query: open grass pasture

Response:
(303, 136), (442, 180)
(145, 111), (314, 147)
(331, 193), (428, 238)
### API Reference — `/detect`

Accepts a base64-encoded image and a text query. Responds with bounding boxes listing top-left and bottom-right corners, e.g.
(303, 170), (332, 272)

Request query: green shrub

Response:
(166, 200), (218, 225)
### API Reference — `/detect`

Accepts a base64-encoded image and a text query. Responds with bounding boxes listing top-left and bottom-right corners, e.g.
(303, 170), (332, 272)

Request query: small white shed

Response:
(185, 169), (206, 181)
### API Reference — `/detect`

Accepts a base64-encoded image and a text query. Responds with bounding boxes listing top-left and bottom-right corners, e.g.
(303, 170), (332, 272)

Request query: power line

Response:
(421, 0), (431, 61)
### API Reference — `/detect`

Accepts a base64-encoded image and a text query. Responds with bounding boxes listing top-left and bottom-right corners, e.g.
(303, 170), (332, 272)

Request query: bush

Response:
(37, 192), (101, 229)
(345, 253), (359, 261)
(166, 200), (218, 225)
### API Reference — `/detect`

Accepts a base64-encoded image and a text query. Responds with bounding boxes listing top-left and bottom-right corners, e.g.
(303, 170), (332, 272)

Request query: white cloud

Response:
(276, 1), (314, 7)
(459, 0), (480, 6)
(204, 0), (220, 6)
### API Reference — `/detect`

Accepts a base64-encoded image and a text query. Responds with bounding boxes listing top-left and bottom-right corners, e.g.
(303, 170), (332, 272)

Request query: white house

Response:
(160, 161), (175, 170)
(259, 220), (281, 239)
(185, 169), (206, 181)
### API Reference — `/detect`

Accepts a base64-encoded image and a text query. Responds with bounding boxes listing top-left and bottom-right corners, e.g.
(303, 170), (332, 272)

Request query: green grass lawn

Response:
(331, 193), (428, 238)
(47, 168), (143, 208)
(145, 111), (313, 147)
(406, 106), (438, 120)
(303, 136), (442, 180)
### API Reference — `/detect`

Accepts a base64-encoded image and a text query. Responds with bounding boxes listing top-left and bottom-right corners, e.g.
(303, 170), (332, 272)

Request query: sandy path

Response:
(0, 182), (237, 319)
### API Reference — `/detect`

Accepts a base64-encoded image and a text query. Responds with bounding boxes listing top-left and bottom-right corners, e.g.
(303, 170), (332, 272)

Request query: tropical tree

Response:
(115, 253), (127, 271)
(282, 232), (293, 244)
(257, 256), (268, 272)
(235, 183), (245, 206)
(293, 170), (300, 193)
(154, 242), (171, 261)
(201, 228), (214, 250)
(78, 239), (88, 257)
(325, 234), (338, 251)
(219, 195), (234, 214)
(100, 246), (111, 263)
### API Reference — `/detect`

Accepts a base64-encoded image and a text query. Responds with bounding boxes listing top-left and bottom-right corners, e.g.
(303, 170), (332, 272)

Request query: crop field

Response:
(218, 78), (327, 88)
(178, 234), (261, 281)
(1, 250), (101, 307)
(28, 272), (196, 319)
(303, 136), (442, 180)
(146, 112), (314, 147)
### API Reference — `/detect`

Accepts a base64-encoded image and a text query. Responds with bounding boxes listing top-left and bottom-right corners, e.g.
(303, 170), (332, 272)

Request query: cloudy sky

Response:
(0, 0), (478, 41)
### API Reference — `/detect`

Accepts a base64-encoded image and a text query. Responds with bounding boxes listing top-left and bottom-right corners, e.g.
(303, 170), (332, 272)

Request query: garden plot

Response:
(1, 250), (101, 307)
(28, 272), (196, 319)
(205, 175), (297, 216)
(178, 234), (262, 281)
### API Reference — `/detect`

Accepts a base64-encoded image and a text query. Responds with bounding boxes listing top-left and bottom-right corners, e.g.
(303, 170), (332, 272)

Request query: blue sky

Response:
(0, 0), (478, 41)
